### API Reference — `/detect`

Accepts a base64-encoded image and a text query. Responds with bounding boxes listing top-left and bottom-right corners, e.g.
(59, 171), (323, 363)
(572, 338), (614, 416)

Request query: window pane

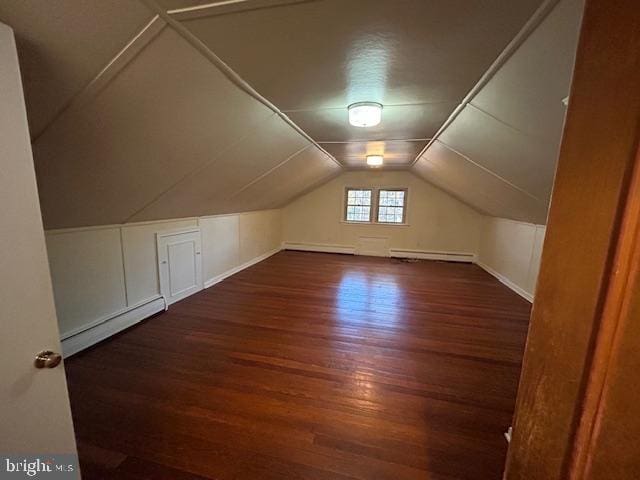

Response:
(348, 189), (371, 206)
(377, 191), (405, 223)
(345, 189), (372, 221)
(348, 206), (369, 222)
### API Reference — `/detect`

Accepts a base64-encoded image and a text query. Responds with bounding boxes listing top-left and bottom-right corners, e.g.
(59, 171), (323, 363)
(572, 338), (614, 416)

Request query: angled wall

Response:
(412, 0), (584, 224)
(31, 23), (339, 228)
(0, 3), (341, 230)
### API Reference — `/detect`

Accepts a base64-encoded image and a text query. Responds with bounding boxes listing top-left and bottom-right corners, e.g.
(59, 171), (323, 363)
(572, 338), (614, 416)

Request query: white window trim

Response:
(343, 187), (374, 223)
(342, 186), (410, 226)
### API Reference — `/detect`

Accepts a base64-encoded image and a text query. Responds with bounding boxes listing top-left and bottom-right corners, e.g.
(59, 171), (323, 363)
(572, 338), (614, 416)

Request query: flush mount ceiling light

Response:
(366, 155), (384, 167)
(348, 102), (383, 127)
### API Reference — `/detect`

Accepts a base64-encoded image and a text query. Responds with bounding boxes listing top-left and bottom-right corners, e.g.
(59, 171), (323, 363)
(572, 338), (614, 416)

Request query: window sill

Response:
(341, 221), (410, 227)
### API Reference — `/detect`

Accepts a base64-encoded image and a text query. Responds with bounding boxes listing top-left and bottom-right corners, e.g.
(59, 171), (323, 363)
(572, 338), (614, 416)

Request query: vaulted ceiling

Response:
(0, 0), (583, 228)
(412, 0), (584, 224)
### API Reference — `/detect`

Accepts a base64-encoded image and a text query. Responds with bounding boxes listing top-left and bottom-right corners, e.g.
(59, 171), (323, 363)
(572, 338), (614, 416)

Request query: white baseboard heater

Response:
(282, 242), (356, 255)
(61, 296), (166, 357)
(389, 248), (476, 263)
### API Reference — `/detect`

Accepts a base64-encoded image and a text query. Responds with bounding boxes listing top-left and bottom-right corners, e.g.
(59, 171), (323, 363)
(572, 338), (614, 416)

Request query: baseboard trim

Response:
(204, 247), (281, 289)
(61, 296), (165, 357)
(476, 261), (534, 302)
(282, 242), (356, 255)
(389, 248), (476, 263)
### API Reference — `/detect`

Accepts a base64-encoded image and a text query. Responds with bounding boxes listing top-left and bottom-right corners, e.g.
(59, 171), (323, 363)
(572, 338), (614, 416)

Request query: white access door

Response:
(157, 229), (203, 305)
(0, 22), (78, 466)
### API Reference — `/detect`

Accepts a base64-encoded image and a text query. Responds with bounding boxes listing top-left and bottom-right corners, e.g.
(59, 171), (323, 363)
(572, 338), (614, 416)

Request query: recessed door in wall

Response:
(156, 228), (203, 305)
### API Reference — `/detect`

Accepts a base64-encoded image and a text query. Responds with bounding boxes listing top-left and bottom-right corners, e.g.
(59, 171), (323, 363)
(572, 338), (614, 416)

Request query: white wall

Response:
(282, 170), (483, 256)
(200, 209), (282, 283)
(46, 210), (281, 340)
(478, 216), (546, 301)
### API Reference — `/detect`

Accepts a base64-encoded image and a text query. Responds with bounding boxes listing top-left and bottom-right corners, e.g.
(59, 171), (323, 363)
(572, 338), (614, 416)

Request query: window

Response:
(345, 188), (372, 222)
(377, 189), (407, 224)
(344, 187), (408, 224)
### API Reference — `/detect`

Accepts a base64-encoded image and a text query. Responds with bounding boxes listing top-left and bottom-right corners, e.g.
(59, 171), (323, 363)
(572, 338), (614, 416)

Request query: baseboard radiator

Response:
(389, 248), (476, 263)
(282, 242), (356, 255)
(61, 296), (165, 357)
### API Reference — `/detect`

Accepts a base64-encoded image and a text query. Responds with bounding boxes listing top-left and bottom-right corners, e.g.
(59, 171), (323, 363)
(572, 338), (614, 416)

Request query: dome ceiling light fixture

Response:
(348, 102), (383, 127)
(366, 155), (384, 167)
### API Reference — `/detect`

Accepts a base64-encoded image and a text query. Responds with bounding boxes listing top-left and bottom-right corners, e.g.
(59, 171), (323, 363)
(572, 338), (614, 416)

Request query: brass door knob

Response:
(34, 350), (62, 369)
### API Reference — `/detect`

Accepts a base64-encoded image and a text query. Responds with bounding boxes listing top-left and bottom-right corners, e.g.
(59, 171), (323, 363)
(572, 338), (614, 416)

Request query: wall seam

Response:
(119, 227), (130, 307)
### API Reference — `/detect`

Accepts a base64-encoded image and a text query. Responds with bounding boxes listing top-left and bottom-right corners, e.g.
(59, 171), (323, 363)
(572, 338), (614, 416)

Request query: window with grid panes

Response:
(345, 188), (372, 222)
(377, 189), (407, 224)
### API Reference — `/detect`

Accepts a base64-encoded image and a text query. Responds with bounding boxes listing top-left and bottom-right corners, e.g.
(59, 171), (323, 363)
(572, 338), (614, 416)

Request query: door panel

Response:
(157, 229), (203, 305)
(0, 21), (78, 463)
(168, 240), (197, 296)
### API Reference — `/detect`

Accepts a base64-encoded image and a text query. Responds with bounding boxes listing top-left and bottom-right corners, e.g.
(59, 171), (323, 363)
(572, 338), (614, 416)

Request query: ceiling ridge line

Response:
(434, 140), (545, 204)
(169, 0), (252, 14)
(319, 138), (432, 144)
(228, 144), (312, 199)
(122, 112), (277, 223)
(31, 14), (165, 144)
(409, 0), (562, 168)
(345, 166), (413, 172)
(141, 0), (343, 170)
(168, 0), (310, 18)
(281, 101), (454, 113)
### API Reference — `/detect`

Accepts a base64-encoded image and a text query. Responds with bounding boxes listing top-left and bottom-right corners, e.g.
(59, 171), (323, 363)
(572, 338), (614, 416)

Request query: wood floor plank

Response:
(66, 251), (530, 480)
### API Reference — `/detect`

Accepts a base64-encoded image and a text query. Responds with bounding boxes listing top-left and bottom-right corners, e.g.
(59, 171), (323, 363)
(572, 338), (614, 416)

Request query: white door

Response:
(157, 229), (203, 305)
(0, 22), (78, 473)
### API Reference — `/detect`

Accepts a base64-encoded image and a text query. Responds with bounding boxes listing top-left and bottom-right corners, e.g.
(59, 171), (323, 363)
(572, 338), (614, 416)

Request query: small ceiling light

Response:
(348, 102), (383, 127)
(366, 155), (384, 167)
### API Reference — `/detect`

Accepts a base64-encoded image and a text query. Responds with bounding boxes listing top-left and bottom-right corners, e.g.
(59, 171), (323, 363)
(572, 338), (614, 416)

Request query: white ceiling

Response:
(173, 0), (543, 168)
(0, 0), (583, 227)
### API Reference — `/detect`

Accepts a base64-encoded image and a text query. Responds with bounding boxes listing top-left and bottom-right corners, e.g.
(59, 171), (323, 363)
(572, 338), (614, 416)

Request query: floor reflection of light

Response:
(332, 270), (408, 409)
(335, 270), (402, 325)
(352, 370), (376, 400)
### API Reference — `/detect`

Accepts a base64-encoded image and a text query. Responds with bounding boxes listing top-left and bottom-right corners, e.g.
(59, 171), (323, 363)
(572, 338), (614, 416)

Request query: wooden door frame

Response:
(504, 0), (640, 478)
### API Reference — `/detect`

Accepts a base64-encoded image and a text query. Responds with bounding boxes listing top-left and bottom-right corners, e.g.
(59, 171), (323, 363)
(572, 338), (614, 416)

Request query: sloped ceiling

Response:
(0, 1), (155, 139)
(168, 0), (542, 168)
(0, 0), (340, 229)
(412, 0), (584, 224)
(0, 0), (583, 228)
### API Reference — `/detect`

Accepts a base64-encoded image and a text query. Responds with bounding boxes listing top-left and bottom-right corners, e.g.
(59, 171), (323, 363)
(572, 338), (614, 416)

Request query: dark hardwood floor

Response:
(65, 251), (531, 480)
